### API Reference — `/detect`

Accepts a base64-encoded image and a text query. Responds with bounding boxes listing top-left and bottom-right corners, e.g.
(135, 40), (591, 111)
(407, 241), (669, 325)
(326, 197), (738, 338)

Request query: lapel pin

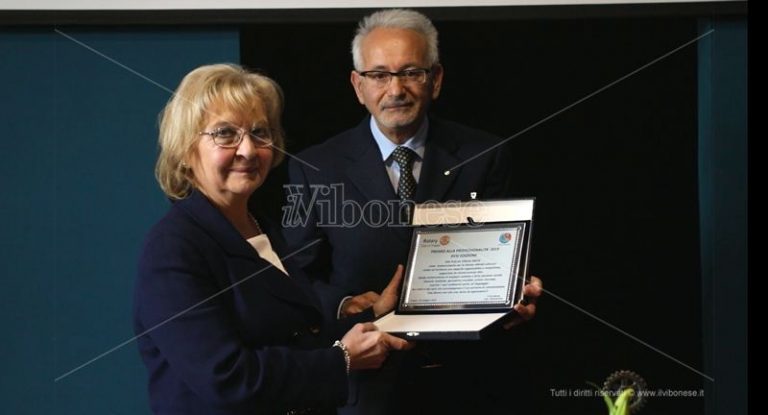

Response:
(470, 192), (477, 200)
(443, 170), (451, 176)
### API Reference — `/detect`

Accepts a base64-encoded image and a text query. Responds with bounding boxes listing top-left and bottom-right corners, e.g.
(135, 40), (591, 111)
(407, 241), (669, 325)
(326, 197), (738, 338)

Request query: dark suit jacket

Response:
(134, 190), (359, 415)
(284, 116), (512, 320)
(283, 116), (515, 414)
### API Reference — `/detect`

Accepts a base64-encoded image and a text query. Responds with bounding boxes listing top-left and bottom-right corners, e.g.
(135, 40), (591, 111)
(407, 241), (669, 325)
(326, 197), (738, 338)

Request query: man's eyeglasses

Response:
(357, 68), (431, 88)
(199, 125), (274, 148)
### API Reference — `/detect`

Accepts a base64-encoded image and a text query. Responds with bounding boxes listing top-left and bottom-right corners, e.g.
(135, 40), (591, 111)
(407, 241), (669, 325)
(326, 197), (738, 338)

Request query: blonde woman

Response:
(134, 64), (408, 415)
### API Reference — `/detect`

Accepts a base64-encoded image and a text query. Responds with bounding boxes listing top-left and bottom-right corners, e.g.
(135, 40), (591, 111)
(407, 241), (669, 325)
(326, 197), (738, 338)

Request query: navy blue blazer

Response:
(134, 191), (360, 415)
(283, 116), (512, 320)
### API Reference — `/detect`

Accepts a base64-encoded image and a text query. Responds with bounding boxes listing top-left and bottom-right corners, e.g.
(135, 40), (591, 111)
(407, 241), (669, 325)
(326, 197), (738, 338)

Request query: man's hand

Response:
(373, 265), (403, 318)
(340, 265), (404, 318)
(503, 275), (543, 329)
(340, 292), (379, 318)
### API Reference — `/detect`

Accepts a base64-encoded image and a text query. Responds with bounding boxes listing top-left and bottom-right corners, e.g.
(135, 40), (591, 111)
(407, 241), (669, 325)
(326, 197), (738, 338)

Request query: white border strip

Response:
(1, 0), (744, 11)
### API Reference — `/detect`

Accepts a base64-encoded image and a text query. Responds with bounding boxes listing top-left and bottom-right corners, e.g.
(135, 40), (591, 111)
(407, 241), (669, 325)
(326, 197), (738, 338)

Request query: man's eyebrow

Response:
(366, 63), (422, 72)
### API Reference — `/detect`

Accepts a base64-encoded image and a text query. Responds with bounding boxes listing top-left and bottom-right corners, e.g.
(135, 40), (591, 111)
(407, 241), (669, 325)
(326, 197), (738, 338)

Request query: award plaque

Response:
(374, 198), (534, 340)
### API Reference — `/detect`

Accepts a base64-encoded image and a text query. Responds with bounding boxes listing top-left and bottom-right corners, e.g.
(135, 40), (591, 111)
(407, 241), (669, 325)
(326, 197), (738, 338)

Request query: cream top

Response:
(246, 234), (288, 276)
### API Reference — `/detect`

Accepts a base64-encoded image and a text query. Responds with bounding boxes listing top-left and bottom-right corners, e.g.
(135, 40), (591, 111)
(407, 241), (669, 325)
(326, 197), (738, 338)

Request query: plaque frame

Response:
(374, 198), (535, 340)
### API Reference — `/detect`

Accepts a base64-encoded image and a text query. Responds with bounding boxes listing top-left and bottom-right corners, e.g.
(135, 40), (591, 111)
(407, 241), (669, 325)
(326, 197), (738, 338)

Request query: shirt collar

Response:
(369, 116), (428, 162)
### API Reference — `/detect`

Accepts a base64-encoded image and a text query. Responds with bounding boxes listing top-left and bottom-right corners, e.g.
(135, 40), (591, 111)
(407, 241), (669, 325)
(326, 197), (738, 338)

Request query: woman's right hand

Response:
(340, 322), (412, 370)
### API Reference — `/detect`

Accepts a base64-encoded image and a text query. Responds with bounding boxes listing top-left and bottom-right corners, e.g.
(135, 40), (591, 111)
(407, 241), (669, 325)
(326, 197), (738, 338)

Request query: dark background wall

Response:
(244, 15), (704, 414)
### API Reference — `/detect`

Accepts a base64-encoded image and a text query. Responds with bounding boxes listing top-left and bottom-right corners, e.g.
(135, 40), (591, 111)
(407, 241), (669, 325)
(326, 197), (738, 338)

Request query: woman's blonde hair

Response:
(155, 63), (285, 199)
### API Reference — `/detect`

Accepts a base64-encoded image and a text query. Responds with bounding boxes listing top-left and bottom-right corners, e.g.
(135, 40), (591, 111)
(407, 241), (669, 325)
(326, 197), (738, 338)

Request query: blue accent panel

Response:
(0, 28), (238, 414)
(697, 18), (747, 415)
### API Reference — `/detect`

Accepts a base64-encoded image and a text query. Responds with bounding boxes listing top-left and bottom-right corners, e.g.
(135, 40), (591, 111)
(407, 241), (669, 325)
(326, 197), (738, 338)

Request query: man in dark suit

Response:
(283, 9), (541, 414)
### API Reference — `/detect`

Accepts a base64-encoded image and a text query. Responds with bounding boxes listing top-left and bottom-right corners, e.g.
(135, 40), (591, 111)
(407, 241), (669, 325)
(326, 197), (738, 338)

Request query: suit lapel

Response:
(343, 118), (411, 241)
(344, 119), (399, 204)
(178, 191), (321, 313)
(416, 118), (462, 202)
(180, 191), (257, 259)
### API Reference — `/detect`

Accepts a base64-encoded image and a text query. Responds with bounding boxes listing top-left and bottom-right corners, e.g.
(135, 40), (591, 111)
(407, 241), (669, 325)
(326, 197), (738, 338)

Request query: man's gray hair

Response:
(351, 9), (440, 71)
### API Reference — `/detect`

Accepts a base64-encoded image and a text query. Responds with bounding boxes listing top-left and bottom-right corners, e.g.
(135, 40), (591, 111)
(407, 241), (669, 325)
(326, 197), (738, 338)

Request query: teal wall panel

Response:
(697, 18), (748, 415)
(0, 27), (238, 414)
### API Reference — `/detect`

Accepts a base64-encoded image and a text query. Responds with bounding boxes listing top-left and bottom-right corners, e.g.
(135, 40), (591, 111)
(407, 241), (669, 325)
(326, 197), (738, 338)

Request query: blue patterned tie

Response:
(392, 146), (417, 202)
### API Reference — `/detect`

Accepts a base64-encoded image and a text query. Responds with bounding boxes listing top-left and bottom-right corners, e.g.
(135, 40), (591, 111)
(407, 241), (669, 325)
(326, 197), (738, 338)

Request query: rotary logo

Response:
(439, 235), (451, 246)
(499, 232), (512, 244)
